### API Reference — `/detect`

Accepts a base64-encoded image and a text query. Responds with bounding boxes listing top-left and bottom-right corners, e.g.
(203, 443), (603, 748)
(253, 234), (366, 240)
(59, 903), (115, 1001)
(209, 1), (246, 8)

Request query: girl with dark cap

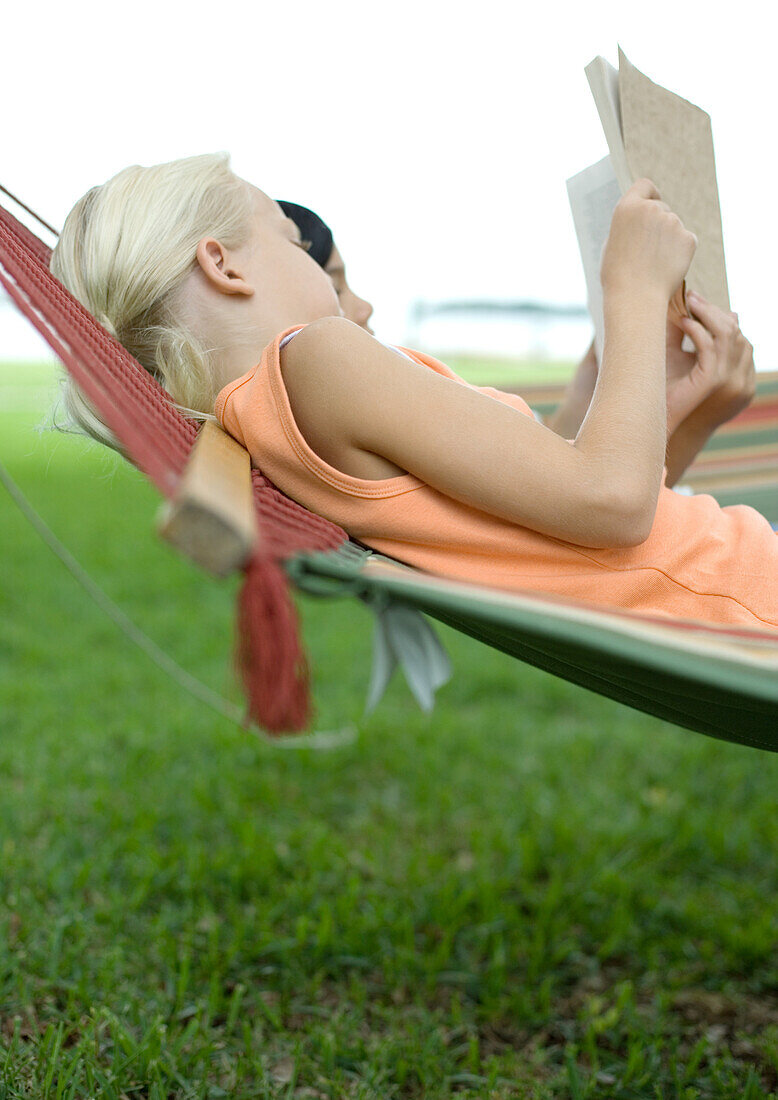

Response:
(277, 201), (374, 334)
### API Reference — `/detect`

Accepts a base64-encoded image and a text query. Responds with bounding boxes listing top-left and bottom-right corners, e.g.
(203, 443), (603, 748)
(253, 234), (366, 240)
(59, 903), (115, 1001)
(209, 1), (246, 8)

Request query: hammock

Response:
(2, 194), (778, 751)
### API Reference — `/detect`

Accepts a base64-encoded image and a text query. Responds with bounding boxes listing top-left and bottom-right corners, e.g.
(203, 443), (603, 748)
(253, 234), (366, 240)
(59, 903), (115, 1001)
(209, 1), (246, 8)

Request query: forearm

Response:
(664, 419), (712, 487)
(559, 176), (696, 531)
(574, 289), (669, 517)
(552, 350), (712, 488)
(545, 342), (597, 439)
(546, 384), (592, 438)
(664, 401), (739, 487)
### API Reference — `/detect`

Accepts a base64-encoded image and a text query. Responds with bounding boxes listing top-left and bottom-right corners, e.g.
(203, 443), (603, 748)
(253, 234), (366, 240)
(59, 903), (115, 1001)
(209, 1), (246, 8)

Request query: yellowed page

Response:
(585, 57), (632, 192)
(618, 47), (729, 310)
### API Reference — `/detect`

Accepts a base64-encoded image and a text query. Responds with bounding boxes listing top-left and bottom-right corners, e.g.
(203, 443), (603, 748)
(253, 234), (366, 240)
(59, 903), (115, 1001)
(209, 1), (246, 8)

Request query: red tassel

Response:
(236, 554), (311, 734)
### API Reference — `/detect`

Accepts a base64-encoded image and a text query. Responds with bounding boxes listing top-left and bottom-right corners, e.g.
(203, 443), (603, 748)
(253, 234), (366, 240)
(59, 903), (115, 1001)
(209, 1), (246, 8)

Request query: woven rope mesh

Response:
(0, 202), (347, 559)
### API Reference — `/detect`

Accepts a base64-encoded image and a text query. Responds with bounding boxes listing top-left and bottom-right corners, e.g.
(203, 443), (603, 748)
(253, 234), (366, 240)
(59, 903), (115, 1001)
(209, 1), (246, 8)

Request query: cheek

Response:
(338, 290), (361, 322)
(319, 274), (341, 312)
(294, 254), (335, 309)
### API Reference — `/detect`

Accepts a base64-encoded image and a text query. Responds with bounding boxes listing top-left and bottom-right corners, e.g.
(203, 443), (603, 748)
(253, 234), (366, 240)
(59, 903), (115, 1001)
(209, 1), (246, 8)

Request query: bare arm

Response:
(663, 292), (756, 485)
(282, 181), (695, 549)
(545, 294), (756, 488)
(544, 340), (598, 439)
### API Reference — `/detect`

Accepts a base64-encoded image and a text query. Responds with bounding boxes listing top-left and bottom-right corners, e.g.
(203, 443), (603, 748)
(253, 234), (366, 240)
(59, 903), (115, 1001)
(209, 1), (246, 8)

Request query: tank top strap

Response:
(279, 323), (415, 361)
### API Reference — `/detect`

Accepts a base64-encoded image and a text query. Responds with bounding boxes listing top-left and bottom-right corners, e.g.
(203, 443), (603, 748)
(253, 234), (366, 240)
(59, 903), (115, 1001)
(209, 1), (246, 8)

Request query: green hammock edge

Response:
(285, 544), (778, 753)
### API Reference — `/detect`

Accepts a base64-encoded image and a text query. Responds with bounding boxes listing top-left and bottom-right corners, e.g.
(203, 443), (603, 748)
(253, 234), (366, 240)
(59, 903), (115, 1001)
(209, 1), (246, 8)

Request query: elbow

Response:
(593, 483), (658, 548)
(611, 516), (653, 549)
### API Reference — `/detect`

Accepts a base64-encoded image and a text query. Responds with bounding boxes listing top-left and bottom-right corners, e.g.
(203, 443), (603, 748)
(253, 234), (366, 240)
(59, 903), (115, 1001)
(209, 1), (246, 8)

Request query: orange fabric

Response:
(215, 326), (778, 630)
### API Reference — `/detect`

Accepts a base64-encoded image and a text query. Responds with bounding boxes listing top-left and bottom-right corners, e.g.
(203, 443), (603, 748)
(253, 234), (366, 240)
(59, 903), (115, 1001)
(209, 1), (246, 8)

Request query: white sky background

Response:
(3, 0), (776, 366)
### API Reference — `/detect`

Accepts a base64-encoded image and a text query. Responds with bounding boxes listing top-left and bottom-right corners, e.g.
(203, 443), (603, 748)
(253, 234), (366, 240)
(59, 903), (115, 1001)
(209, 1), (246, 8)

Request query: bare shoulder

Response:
(279, 317), (412, 479)
(279, 317), (378, 428)
(281, 315), (450, 419)
(281, 315), (414, 386)
(283, 314), (369, 357)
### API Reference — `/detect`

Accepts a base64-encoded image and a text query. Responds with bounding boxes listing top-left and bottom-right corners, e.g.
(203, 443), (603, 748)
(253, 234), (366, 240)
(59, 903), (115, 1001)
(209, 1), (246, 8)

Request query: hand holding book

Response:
(564, 56), (755, 485)
(667, 291), (755, 435)
(601, 178), (697, 308)
(568, 49), (729, 359)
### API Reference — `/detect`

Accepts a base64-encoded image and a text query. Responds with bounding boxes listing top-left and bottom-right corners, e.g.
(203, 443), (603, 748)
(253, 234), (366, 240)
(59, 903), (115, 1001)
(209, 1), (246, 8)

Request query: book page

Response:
(566, 156), (621, 362)
(584, 57), (632, 192)
(618, 47), (729, 310)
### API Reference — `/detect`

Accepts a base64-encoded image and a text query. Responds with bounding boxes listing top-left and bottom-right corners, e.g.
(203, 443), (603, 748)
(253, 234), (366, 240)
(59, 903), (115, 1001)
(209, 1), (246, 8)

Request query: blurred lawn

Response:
(2, 360), (778, 1099)
(429, 354), (575, 387)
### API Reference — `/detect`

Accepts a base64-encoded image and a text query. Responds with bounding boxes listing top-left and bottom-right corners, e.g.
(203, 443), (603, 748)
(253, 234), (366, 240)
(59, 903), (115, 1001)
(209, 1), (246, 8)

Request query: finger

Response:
(671, 218), (698, 249)
(629, 177), (661, 201)
(678, 314), (715, 357)
(686, 291), (737, 337)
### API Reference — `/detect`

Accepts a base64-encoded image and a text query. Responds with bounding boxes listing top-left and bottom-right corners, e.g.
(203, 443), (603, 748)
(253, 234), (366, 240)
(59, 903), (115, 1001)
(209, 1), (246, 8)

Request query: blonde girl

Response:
(51, 154), (778, 630)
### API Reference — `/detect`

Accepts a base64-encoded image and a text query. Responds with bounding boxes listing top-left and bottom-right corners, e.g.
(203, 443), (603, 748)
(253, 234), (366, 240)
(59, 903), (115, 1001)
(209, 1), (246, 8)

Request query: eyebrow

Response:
(327, 263), (345, 277)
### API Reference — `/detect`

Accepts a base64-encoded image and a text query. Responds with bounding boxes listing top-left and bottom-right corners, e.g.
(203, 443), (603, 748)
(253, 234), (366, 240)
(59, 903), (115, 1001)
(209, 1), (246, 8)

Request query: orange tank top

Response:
(215, 326), (778, 630)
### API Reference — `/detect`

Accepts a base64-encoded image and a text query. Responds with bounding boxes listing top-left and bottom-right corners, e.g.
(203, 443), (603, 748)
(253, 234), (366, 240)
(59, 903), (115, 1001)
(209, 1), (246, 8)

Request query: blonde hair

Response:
(49, 153), (253, 452)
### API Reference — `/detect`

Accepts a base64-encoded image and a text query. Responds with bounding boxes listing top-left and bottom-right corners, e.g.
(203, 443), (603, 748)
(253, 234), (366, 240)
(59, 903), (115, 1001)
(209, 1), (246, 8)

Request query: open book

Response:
(568, 48), (729, 360)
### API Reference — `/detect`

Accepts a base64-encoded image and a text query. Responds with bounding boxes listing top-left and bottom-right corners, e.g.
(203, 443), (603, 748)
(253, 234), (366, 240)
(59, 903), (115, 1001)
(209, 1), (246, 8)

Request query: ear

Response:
(195, 237), (255, 297)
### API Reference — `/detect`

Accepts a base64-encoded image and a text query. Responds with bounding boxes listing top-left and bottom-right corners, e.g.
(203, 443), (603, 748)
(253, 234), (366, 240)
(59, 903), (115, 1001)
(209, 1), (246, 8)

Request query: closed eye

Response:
(285, 216), (312, 252)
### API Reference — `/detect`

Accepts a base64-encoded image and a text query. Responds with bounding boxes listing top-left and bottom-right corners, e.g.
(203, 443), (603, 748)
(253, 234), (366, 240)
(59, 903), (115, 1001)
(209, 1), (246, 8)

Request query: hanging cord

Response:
(0, 455), (357, 751)
(0, 183), (60, 239)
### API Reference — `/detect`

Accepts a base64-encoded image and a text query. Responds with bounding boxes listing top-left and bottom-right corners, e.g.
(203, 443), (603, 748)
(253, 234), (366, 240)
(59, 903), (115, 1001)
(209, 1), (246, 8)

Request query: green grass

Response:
(424, 354), (575, 388)
(3, 361), (778, 1098)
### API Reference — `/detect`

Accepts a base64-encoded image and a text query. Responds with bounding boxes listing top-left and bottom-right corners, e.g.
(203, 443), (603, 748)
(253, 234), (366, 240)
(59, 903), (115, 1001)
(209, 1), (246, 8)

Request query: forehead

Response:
(246, 183), (285, 224)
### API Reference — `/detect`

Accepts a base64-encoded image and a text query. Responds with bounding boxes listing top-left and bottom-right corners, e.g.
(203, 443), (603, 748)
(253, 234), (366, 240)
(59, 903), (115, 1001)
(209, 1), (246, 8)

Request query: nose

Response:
(357, 295), (374, 331)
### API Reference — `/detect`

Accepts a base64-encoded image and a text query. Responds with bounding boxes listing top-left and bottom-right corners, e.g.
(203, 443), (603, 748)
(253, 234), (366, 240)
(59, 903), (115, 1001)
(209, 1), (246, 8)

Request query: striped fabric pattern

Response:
(287, 542), (778, 751)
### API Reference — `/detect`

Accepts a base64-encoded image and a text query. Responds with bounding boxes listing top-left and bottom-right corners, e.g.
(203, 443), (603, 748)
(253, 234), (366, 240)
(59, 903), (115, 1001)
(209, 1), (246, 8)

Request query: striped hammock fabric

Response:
(286, 542), (778, 752)
(2, 193), (777, 747)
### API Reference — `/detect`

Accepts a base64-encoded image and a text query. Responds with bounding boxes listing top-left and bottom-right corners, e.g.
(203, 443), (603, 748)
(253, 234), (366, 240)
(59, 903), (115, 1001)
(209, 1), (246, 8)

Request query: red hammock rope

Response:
(0, 200), (348, 733)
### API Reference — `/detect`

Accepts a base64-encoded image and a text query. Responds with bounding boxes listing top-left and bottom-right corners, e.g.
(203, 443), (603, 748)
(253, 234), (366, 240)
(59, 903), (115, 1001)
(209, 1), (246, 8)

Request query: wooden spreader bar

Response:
(157, 421), (257, 576)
